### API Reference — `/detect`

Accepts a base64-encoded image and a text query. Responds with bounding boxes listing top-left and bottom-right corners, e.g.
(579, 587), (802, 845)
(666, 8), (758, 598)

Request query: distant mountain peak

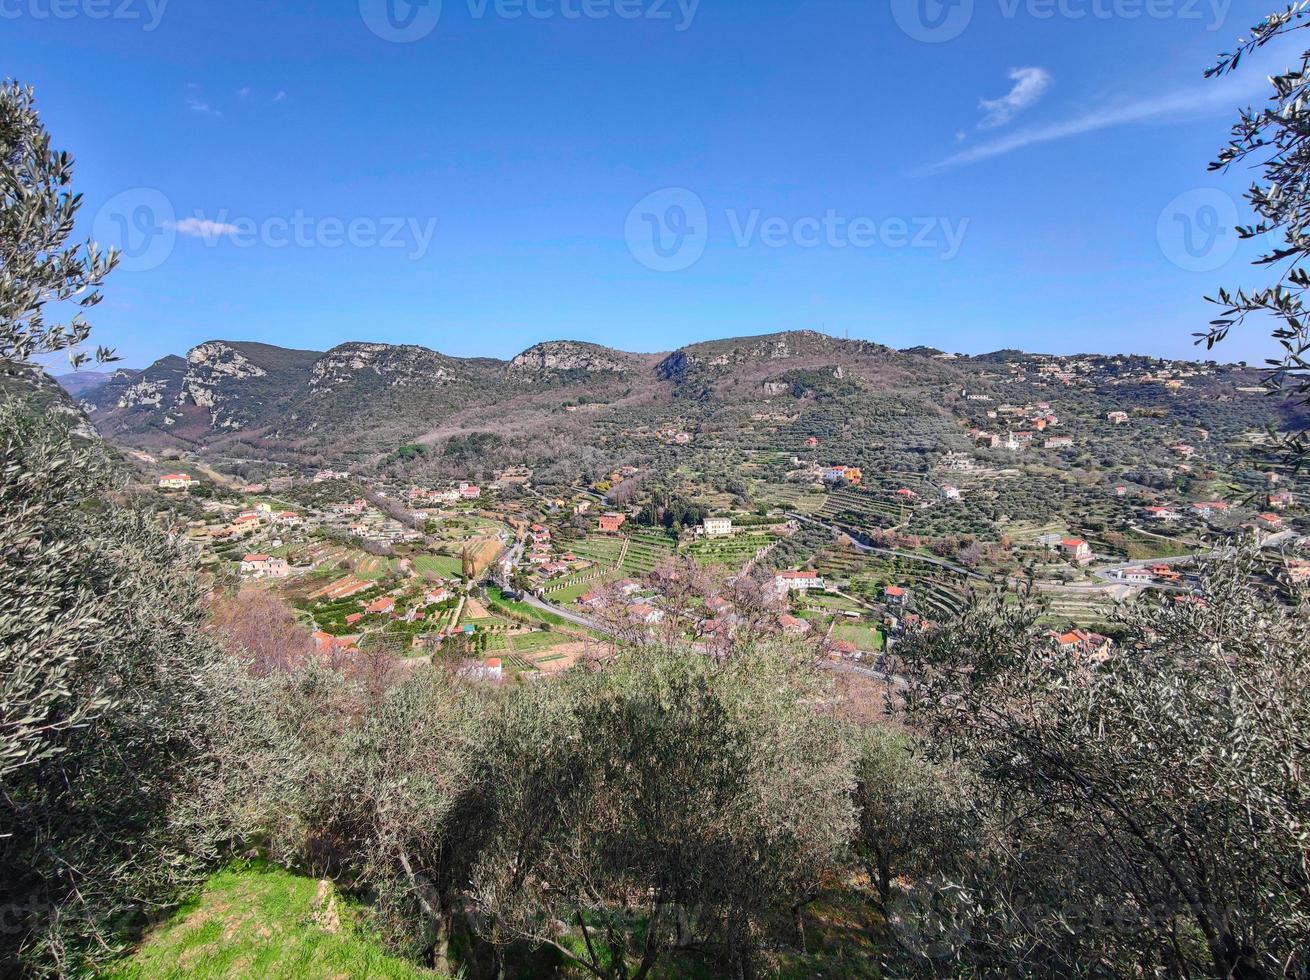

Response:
(309, 341), (463, 394)
(656, 329), (884, 380)
(509, 340), (642, 377)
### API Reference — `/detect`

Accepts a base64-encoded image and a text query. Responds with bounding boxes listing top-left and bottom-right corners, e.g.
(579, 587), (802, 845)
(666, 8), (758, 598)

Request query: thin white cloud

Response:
(274, 90), (287, 102)
(927, 70), (1271, 173)
(978, 67), (1051, 129)
(170, 218), (240, 239)
(238, 86), (251, 100)
(186, 95), (220, 115)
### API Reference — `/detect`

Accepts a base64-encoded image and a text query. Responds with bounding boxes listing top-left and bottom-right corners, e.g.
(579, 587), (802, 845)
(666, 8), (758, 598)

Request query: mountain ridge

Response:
(67, 330), (1271, 474)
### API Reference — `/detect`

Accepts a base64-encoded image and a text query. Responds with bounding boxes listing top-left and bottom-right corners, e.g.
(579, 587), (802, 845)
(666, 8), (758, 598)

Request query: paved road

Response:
(522, 591), (615, 634)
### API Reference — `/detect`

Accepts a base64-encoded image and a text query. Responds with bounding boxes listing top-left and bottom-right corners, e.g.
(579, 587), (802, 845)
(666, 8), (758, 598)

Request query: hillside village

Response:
(122, 336), (1310, 686)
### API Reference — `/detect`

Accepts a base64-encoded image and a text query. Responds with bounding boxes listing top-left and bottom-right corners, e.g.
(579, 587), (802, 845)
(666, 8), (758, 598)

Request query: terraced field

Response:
(1038, 589), (1129, 627)
(547, 532), (674, 598)
(507, 630), (570, 654)
(685, 531), (775, 567)
(819, 488), (909, 531)
(814, 547), (981, 621)
(355, 555), (397, 580)
(752, 482), (829, 514)
(551, 575), (609, 602)
(621, 531), (676, 573)
(830, 620), (886, 651)
(567, 535), (628, 566)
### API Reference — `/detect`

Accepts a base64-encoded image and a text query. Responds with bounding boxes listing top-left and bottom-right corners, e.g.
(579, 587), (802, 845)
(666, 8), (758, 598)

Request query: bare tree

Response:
(210, 588), (316, 676)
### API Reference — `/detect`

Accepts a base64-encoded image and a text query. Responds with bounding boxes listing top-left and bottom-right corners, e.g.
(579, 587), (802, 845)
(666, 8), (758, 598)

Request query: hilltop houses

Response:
(240, 554), (289, 578)
(158, 473), (196, 490)
(1256, 512), (1285, 531)
(628, 603), (664, 625)
(312, 631), (358, 654)
(1144, 505), (1182, 522)
(822, 465), (863, 486)
(1107, 411), (1129, 424)
(1112, 567), (1154, 584)
(1269, 491), (1294, 510)
(775, 569), (824, 592)
(365, 596), (396, 616)
(778, 613), (811, 635)
(1052, 629), (1113, 660)
(461, 658), (504, 682)
(1060, 538), (1093, 564)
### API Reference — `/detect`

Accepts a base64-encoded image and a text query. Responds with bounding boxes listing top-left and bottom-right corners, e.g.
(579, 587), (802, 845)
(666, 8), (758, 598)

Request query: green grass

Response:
(412, 554), (464, 578)
(509, 630), (569, 654)
(799, 593), (867, 613)
(106, 862), (440, 979)
(552, 572), (617, 603)
(830, 621), (886, 651)
(487, 585), (566, 626)
(355, 555), (398, 580)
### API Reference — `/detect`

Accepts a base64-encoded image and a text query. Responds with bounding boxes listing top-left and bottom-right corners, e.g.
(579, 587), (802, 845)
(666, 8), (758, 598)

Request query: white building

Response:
(158, 473), (195, 490)
(703, 516), (734, 538)
(775, 569), (825, 592)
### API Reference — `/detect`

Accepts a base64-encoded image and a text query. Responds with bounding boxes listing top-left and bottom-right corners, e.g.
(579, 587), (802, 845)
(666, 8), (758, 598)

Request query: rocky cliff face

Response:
(179, 342), (271, 428)
(82, 357), (186, 414)
(0, 362), (98, 439)
(92, 342), (319, 437)
(656, 330), (877, 380)
(309, 342), (459, 394)
(509, 341), (644, 379)
(119, 376), (173, 409)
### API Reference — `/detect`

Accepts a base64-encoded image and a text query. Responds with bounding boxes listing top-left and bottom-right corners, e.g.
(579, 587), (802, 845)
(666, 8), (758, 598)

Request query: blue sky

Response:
(5, 0), (1295, 368)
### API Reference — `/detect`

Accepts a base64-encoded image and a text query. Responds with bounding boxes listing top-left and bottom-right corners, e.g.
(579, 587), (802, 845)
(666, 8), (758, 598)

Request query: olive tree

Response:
(0, 404), (235, 974)
(892, 552), (1310, 977)
(0, 80), (235, 975)
(850, 726), (972, 911)
(0, 81), (116, 369)
(1203, 6), (1310, 464)
(470, 645), (856, 980)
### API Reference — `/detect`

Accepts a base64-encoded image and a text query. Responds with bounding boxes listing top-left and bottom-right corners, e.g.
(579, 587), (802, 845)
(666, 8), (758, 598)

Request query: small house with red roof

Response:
(1060, 538), (1092, 564)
